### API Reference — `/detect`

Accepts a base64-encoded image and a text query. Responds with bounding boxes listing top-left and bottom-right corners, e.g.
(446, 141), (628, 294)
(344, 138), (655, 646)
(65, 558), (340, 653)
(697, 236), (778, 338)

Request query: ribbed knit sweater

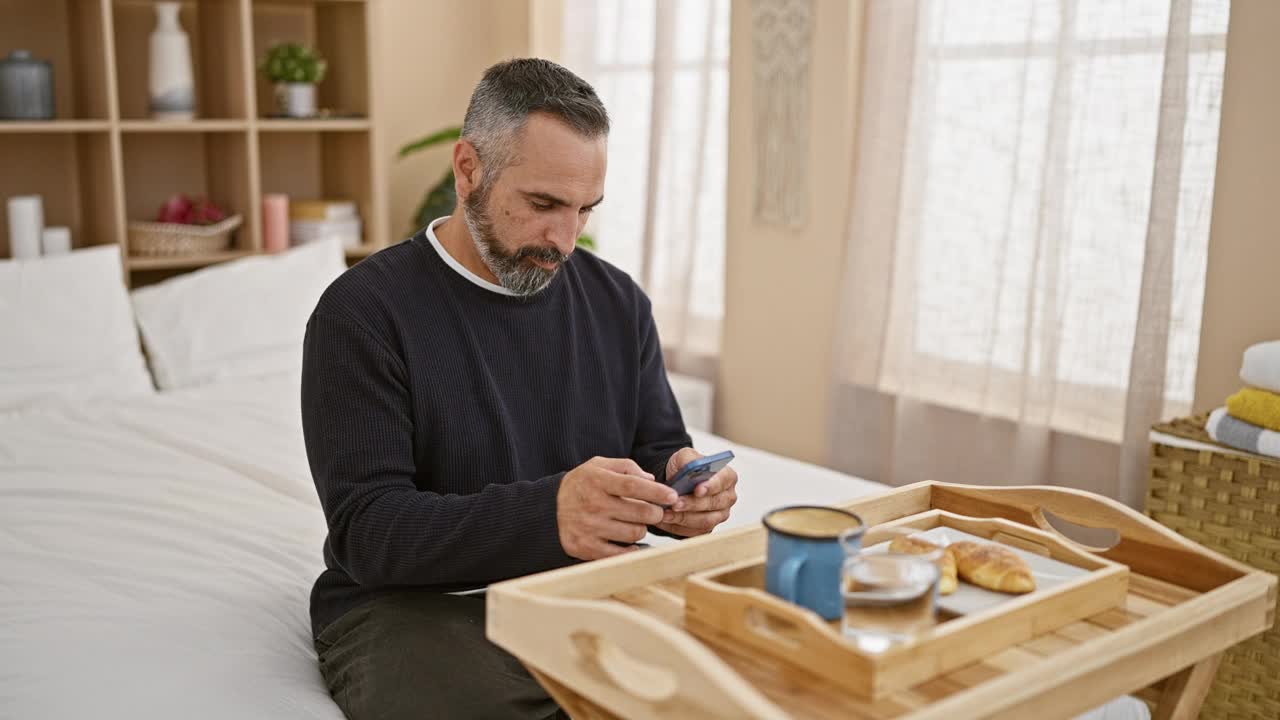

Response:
(300, 221), (691, 636)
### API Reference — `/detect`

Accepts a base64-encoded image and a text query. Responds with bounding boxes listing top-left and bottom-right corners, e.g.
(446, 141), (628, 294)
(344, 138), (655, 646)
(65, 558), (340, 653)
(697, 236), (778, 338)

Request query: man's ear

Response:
(453, 139), (482, 201)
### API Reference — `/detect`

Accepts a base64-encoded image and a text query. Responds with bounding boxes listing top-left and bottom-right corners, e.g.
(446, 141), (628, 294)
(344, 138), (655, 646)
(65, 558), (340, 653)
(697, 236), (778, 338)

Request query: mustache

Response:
(515, 245), (568, 265)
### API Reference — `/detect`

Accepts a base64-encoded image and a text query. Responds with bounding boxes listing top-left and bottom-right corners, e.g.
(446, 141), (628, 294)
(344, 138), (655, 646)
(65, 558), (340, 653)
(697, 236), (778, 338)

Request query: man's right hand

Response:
(556, 457), (678, 560)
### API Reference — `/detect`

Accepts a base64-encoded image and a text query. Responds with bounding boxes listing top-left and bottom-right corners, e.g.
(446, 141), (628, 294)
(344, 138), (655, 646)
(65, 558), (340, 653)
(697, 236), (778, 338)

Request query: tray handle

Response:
(1028, 507), (1119, 553)
(933, 483), (1178, 550)
(571, 631), (678, 703)
(686, 577), (859, 687)
(713, 581), (835, 653)
(927, 482), (1258, 584)
(741, 603), (810, 651)
(488, 589), (789, 720)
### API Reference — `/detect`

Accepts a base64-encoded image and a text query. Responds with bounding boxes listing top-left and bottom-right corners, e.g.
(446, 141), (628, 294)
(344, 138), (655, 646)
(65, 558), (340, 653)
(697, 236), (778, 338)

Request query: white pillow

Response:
(0, 245), (154, 412)
(131, 239), (346, 390)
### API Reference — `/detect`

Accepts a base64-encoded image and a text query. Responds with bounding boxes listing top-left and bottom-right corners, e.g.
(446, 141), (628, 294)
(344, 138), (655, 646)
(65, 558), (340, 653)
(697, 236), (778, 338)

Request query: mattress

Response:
(0, 373), (889, 719)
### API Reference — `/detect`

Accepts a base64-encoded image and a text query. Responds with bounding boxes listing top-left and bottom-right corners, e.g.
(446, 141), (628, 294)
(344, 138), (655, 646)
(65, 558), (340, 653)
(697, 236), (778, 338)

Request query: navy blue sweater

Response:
(301, 228), (691, 635)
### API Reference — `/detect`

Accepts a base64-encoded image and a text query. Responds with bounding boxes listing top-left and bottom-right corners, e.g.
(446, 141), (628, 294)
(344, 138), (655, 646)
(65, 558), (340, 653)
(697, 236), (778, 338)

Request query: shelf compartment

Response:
(111, 0), (250, 120)
(0, 132), (118, 258)
(258, 129), (370, 245)
(121, 131), (253, 255)
(251, 0), (368, 119)
(0, 0), (111, 119)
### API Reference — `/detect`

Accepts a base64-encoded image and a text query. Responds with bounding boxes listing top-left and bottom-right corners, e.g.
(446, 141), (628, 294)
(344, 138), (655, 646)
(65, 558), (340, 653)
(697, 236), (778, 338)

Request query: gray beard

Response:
(462, 186), (564, 297)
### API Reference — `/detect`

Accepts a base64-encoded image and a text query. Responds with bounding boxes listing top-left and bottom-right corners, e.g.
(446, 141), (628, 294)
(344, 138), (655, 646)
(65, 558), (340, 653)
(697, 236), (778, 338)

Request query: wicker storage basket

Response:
(1148, 413), (1280, 720)
(127, 215), (242, 257)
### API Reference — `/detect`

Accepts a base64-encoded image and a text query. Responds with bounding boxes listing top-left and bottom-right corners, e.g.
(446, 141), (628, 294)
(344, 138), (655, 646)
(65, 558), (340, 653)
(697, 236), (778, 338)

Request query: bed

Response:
(0, 368), (892, 719)
(1, 243), (1143, 719)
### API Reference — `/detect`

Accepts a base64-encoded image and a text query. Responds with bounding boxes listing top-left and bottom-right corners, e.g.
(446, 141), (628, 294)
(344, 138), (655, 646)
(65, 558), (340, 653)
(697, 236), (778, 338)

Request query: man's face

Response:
(462, 113), (607, 296)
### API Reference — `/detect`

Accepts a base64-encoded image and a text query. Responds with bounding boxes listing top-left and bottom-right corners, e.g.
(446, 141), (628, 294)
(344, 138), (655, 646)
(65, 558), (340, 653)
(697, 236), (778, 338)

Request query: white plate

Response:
(862, 527), (1089, 616)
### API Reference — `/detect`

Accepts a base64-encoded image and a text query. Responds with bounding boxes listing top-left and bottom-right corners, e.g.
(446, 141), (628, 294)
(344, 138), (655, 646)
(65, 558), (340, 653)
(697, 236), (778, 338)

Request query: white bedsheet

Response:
(2, 376), (340, 720)
(0, 374), (890, 719)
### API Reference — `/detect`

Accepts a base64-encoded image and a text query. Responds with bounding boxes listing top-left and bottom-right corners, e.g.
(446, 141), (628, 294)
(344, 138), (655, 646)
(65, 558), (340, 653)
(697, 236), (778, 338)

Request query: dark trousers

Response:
(315, 590), (566, 720)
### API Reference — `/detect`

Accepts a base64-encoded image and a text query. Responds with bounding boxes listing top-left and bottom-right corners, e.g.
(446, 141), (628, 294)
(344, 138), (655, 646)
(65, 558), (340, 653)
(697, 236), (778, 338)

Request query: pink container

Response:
(262, 194), (289, 253)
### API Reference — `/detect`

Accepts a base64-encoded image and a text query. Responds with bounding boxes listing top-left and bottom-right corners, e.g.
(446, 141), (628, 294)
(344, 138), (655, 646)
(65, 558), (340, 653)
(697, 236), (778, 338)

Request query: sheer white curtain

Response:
(559, 0), (730, 378)
(830, 0), (1229, 507)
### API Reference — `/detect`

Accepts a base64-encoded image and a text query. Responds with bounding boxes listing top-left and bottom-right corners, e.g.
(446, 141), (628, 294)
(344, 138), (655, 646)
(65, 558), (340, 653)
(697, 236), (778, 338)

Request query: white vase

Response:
(149, 2), (195, 120)
(276, 83), (316, 118)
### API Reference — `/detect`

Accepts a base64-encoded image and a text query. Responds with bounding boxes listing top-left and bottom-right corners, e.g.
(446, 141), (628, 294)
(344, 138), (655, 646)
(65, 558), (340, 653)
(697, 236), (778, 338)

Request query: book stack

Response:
(290, 200), (362, 249)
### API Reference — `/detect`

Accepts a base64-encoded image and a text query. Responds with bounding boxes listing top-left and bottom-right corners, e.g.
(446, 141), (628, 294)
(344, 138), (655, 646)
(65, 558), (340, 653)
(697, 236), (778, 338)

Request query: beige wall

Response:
(374, 1), (530, 240)
(1193, 1), (1280, 411)
(528, 0), (564, 61)
(717, 0), (865, 464)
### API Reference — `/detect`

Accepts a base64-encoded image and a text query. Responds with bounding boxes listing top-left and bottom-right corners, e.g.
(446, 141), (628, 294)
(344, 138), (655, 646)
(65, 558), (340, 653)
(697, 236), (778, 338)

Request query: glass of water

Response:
(838, 529), (941, 653)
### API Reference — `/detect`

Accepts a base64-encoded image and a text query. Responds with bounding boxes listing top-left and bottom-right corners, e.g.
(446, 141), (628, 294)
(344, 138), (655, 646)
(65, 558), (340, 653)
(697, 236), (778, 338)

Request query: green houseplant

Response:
(398, 125), (596, 251)
(261, 43), (327, 118)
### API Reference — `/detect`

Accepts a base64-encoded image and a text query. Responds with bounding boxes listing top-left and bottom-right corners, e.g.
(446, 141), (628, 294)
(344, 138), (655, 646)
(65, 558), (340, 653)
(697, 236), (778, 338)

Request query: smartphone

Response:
(666, 450), (735, 501)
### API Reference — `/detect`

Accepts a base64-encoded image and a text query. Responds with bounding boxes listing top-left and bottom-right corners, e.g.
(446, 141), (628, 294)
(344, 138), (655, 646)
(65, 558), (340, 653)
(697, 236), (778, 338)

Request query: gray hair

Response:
(461, 58), (610, 188)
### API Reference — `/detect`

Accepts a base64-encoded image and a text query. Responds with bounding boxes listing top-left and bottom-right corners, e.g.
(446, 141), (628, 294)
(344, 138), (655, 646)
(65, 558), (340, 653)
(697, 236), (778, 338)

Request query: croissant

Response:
(948, 541), (1035, 594)
(888, 535), (958, 595)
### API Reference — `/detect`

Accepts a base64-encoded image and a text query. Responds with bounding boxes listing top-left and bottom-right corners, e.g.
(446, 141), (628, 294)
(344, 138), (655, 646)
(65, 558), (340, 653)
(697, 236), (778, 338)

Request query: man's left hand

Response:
(653, 448), (738, 537)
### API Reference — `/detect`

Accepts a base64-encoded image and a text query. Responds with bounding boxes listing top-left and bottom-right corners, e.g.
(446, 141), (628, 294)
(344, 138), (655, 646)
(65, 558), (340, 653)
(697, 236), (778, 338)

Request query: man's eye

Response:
(531, 201), (553, 211)
(579, 207), (594, 215)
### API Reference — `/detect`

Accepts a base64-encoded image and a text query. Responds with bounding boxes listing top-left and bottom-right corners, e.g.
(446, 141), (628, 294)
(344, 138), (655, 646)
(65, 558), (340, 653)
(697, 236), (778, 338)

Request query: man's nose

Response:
(548, 212), (579, 256)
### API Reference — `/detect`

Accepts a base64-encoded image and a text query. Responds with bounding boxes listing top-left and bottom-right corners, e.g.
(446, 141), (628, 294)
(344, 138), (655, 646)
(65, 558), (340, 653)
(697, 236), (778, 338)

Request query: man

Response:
(301, 58), (739, 719)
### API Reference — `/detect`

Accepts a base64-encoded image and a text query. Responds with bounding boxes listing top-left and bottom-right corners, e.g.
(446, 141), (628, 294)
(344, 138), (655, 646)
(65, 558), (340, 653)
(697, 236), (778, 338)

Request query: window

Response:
(874, 0), (1228, 440)
(561, 0), (730, 357)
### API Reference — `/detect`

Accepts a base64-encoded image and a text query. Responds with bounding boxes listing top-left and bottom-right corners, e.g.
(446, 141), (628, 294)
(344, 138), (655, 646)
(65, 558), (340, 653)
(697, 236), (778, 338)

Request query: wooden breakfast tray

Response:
(486, 482), (1277, 719)
(684, 511), (1130, 699)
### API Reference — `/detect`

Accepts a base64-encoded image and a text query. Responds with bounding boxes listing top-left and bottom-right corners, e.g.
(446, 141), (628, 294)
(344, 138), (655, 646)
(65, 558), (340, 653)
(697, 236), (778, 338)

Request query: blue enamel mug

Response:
(762, 505), (865, 621)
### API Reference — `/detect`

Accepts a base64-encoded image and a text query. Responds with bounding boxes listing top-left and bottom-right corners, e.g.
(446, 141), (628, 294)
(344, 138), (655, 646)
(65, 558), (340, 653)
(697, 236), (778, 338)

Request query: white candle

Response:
(41, 226), (72, 255)
(7, 195), (43, 259)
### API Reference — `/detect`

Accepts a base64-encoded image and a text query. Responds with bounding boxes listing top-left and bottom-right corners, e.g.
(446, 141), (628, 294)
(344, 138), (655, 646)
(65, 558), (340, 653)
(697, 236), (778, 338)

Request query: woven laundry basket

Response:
(1147, 414), (1280, 720)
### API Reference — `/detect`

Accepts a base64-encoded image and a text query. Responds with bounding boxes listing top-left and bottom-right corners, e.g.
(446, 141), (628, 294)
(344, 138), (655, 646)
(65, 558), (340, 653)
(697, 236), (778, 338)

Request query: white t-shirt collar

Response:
(425, 216), (518, 296)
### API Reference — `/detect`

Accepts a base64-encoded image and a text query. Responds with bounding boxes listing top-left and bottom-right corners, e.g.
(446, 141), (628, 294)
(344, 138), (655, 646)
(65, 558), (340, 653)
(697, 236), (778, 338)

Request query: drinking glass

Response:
(838, 528), (941, 653)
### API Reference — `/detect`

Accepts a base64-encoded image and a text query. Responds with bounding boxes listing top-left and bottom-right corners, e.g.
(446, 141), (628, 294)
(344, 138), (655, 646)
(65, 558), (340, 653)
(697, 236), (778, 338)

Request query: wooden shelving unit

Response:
(0, 0), (385, 282)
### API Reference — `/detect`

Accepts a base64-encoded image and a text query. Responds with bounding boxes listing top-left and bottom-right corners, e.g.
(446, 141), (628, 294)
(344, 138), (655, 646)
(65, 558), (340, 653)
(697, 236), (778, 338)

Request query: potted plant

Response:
(261, 43), (326, 118)
(398, 125), (596, 251)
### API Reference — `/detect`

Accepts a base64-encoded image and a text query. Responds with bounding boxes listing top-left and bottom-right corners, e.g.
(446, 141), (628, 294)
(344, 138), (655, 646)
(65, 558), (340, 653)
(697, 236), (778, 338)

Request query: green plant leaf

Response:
(413, 169), (458, 231)
(575, 233), (597, 251)
(398, 126), (463, 157)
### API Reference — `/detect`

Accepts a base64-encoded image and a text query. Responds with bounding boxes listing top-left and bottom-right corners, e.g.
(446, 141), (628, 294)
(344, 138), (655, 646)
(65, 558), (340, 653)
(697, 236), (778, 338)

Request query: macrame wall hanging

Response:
(751, 0), (813, 229)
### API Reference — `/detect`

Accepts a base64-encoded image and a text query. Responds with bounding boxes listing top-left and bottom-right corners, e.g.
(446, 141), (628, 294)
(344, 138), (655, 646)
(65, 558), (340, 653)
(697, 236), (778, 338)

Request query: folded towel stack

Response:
(1226, 387), (1280, 432)
(1207, 408), (1280, 458)
(1205, 340), (1280, 459)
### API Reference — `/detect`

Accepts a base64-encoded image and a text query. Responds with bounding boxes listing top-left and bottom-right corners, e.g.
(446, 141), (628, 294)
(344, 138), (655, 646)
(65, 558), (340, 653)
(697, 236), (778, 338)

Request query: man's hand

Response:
(654, 448), (738, 537)
(556, 456), (677, 560)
